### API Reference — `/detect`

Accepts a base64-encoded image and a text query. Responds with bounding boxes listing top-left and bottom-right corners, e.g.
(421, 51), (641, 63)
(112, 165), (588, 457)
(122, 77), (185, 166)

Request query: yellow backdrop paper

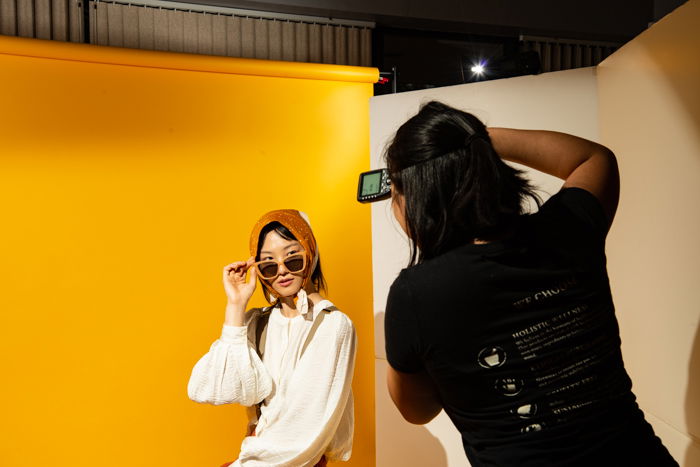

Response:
(0, 35), (377, 467)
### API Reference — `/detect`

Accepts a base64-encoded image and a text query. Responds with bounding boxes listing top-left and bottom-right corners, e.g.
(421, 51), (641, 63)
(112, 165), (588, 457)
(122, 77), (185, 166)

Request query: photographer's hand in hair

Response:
(223, 257), (257, 326)
(487, 128), (619, 227)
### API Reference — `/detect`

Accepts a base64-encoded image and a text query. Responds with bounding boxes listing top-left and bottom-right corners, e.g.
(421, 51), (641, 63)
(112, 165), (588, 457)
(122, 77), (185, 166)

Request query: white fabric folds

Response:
(188, 299), (357, 466)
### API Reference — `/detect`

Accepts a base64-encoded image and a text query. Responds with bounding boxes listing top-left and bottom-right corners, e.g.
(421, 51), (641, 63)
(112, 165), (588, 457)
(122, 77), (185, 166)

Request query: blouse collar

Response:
(273, 289), (333, 319)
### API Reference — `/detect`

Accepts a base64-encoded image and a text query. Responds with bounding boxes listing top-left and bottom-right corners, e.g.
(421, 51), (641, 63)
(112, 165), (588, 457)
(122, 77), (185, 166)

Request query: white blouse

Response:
(188, 295), (357, 467)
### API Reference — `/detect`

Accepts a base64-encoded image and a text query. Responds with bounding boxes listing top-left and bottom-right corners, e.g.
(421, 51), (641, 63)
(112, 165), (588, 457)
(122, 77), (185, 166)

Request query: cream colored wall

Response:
(370, 67), (600, 466)
(597, 0), (700, 464)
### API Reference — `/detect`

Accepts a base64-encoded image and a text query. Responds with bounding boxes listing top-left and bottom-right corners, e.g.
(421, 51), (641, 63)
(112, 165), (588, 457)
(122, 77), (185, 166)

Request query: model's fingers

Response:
(247, 265), (257, 285)
(224, 262), (247, 282)
(224, 261), (245, 272)
(234, 256), (253, 272)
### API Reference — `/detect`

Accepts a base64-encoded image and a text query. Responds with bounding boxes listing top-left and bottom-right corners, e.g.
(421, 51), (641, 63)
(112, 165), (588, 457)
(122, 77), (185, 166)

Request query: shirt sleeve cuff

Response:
(221, 324), (248, 344)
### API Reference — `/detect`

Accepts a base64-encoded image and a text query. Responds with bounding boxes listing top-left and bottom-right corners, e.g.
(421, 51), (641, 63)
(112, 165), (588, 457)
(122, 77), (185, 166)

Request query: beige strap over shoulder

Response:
(254, 305), (337, 360)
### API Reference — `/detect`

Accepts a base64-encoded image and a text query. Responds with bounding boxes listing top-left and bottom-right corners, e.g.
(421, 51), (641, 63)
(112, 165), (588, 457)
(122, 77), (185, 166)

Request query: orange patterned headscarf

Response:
(249, 209), (319, 303)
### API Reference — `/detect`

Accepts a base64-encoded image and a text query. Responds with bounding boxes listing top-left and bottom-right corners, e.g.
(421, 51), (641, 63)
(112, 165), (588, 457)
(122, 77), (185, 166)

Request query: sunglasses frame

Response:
(253, 253), (307, 280)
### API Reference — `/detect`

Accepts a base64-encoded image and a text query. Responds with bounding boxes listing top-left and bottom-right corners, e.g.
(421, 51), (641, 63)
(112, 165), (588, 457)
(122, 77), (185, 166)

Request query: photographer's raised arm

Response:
(487, 128), (620, 226)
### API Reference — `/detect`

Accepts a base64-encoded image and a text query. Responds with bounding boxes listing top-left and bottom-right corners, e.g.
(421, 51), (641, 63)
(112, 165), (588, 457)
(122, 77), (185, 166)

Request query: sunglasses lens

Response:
(284, 256), (304, 272)
(258, 262), (278, 279)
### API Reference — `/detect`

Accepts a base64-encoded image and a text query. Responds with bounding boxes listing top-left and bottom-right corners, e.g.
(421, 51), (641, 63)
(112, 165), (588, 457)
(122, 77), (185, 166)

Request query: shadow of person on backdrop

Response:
(685, 321), (700, 466)
(374, 311), (451, 467)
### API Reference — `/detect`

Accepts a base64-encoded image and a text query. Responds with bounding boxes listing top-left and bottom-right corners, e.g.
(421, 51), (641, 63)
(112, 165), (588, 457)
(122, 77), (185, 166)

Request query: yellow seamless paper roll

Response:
(0, 36), (376, 467)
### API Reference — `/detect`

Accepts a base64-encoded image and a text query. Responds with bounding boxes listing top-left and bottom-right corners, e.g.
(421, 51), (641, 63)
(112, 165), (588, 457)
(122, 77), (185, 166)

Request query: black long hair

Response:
(385, 101), (540, 266)
(256, 221), (327, 300)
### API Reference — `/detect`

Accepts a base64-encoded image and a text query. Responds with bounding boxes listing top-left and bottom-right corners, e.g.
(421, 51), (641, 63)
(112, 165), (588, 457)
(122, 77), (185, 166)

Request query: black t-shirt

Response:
(385, 188), (677, 466)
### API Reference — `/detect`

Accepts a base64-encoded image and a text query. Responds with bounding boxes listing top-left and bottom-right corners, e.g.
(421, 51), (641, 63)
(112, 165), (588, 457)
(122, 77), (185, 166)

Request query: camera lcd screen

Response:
(360, 172), (382, 196)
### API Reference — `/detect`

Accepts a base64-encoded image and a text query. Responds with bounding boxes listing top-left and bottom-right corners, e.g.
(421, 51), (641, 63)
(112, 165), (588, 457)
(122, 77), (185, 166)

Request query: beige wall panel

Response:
(196, 12), (212, 54)
(253, 17), (267, 59)
(240, 16), (254, 58)
(225, 15), (241, 57)
(647, 412), (700, 467)
(16, 0), (33, 37)
(347, 26), (359, 66)
(305, 22), (319, 62)
(182, 11), (197, 54)
(94, 1), (108, 45)
(597, 1), (700, 464)
(281, 19), (294, 60)
(152, 8), (168, 51)
(137, 6), (154, 50)
(210, 14), (225, 56)
(321, 23), (334, 64)
(105, 2), (123, 47)
(34, 0), (51, 39)
(268, 18), (282, 60)
(51, 0), (67, 40)
(167, 9), (184, 53)
(360, 27), (371, 67)
(1, 0), (18, 36)
(294, 21), (308, 61)
(335, 25), (347, 65)
(122, 5), (139, 49)
(68, 0), (80, 42)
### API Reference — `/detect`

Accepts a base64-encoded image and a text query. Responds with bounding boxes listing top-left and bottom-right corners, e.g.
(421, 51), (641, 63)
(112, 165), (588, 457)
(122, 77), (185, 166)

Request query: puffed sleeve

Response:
(187, 310), (273, 407)
(235, 311), (357, 466)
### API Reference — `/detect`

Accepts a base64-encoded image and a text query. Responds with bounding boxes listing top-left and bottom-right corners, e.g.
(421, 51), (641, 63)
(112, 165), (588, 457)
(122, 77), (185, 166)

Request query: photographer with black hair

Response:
(382, 101), (677, 466)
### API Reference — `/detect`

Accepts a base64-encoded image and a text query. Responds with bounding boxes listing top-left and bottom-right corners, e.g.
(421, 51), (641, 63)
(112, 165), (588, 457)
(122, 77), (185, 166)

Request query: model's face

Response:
(392, 190), (408, 235)
(259, 230), (306, 298)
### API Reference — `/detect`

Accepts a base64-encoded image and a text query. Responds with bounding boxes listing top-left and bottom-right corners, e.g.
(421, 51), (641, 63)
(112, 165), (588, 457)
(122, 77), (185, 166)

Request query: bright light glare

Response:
(471, 64), (485, 74)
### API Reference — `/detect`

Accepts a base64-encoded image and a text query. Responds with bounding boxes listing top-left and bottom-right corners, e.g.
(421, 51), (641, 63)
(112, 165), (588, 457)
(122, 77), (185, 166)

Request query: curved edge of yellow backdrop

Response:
(0, 35), (380, 83)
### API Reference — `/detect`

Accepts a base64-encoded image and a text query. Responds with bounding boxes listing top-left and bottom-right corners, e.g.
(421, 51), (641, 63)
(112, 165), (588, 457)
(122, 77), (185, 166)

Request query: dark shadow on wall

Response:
(374, 311), (451, 467)
(685, 321), (700, 466)
(375, 308), (386, 359)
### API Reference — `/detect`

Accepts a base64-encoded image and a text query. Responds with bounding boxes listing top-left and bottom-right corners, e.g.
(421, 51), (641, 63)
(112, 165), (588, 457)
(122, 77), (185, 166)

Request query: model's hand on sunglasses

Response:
(223, 256), (258, 309)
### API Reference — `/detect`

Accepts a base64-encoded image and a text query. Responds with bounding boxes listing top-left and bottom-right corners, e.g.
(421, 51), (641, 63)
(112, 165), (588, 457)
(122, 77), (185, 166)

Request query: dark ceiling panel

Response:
(171, 0), (658, 42)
